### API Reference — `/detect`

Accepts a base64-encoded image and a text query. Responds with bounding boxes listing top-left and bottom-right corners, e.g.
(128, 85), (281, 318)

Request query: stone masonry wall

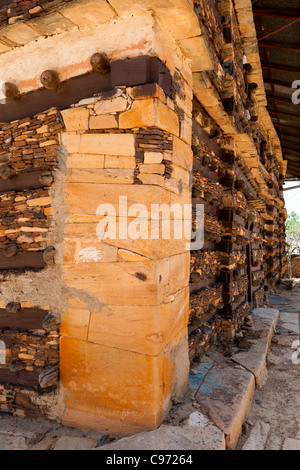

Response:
(0, 108), (63, 418)
(59, 74), (193, 434)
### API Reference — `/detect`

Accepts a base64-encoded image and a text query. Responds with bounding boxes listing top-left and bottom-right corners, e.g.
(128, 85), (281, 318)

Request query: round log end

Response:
(43, 246), (56, 265)
(42, 312), (61, 332)
(39, 171), (54, 187)
(6, 301), (21, 314)
(0, 165), (16, 180)
(2, 82), (20, 101)
(3, 243), (18, 258)
(90, 53), (111, 74)
(40, 70), (60, 91)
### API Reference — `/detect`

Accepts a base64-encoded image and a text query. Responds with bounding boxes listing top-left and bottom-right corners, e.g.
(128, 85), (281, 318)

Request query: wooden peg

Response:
(90, 53), (111, 74)
(243, 63), (253, 74)
(39, 366), (59, 388)
(42, 312), (61, 332)
(43, 246), (56, 265)
(6, 302), (21, 314)
(39, 171), (53, 186)
(3, 243), (18, 258)
(0, 165), (16, 180)
(40, 70), (60, 91)
(10, 361), (25, 372)
(2, 82), (20, 101)
(248, 82), (258, 91)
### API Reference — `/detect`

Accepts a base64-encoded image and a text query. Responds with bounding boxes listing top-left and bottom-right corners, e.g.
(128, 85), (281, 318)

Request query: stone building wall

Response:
(59, 73), (193, 433)
(0, 0), (288, 434)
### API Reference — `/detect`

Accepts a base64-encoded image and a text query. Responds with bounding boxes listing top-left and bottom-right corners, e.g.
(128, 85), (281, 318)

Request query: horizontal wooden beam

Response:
(0, 368), (40, 389)
(0, 71), (111, 123)
(0, 307), (48, 329)
(283, 185), (300, 192)
(280, 136), (300, 144)
(283, 147), (300, 155)
(282, 144), (300, 152)
(267, 95), (297, 105)
(286, 159), (300, 166)
(284, 161), (300, 169)
(282, 146), (300, 155)
(269, 110), (300, 120)
(0, 57), (172, 123)
(285, 163), (300, 173)
(0, 251), (45, 271)
(262, 62), (300, 73)
(259, 41), (300, 53)
(264, 79), (294, 89)
(276, 130), (300, 139)
(285, 157), (300, 164)
(273, 122), (300, 131)
(282, 140), (300, 148)
(253, 10), (300, 18)
(0, 169), (49, 193)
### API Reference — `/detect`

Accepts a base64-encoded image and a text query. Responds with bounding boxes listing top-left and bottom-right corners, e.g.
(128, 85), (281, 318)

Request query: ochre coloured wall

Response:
(59, 69), (193, 434)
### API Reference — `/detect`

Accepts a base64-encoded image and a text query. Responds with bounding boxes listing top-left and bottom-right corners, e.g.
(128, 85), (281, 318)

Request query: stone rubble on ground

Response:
(241, 421), (270, 450)
(282, 438), (300, 451)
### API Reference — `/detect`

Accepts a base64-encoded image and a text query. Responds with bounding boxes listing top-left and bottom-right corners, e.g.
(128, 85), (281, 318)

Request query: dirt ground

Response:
(237, 281), (300, 450)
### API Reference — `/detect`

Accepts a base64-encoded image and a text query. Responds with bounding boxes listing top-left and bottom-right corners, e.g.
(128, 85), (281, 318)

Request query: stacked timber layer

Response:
(188, 0), (287, 359)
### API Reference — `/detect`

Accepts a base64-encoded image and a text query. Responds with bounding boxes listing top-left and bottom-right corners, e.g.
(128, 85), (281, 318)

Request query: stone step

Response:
(194, 308), (279, 450)
(231, 308), (279, 388)
(195, 363), (255, 450)
(99, 308), (279, 451)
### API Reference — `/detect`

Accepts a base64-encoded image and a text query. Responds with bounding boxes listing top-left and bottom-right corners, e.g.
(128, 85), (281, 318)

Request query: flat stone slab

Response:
(242, 421), (270, 450)
(53, 436), (97, 450)
(232, 308), (279, 388)
(0, 435), (27, 450)
(252, 308), (279, 347)
(282, 323), (300, 334)
(232, 350), (266, 389)
(254, 307), (280, 322)
(273, 335), (296, 347)
(269, 296), (290, 305)
(280, 312), (299, 325)
(282, 438), (300, 450)
(99, 424), (225, 450)
(267, 434), (282, 450)
(195, 364), (255, 450)
(30, 438), (56, 451)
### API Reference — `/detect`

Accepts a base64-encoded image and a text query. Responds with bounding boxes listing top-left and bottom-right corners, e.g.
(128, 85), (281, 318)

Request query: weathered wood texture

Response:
(0, 307), (47, 329)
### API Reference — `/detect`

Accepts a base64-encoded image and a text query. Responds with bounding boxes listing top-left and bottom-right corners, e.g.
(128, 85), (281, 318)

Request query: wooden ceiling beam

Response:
(264, 79), (295, 89)
(269, 110), (300, 120)
(262, 63), (300, 73)
(273, 122), (300, 131)
(268, 95), (297, 105)
(253, 10), (300, 19)
(259, 42), (300, 53)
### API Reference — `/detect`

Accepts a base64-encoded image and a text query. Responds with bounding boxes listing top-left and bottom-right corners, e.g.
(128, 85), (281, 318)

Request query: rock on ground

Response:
(99, 424), (226, 451)
(282, 438), (300, 451)
(242, 421), (270, 450)
(53, 436), (98, 450)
